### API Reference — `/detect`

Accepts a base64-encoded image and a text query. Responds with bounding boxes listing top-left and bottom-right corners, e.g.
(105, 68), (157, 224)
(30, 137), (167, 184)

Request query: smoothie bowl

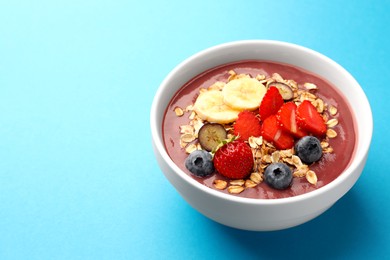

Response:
(150, 40), (372, 231)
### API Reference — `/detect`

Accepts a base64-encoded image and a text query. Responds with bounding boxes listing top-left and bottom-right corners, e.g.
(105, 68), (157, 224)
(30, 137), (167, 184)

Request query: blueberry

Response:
(185, 150), (214, 177)
(264, 163), (292, 190)
(295, 136), (323, 164)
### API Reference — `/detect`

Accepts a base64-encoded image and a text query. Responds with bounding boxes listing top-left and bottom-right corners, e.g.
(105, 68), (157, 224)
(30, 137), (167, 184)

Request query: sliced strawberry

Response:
(259, 86), (284, 121)
(261, 115), (294, 150)
(296, 100), (327, 136)
(277, 102), (307, 138)
(233, 111), (262, 140)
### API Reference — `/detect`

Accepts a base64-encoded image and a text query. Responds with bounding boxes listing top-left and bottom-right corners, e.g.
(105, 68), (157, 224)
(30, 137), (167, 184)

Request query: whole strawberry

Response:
(213, 140), (254, 179)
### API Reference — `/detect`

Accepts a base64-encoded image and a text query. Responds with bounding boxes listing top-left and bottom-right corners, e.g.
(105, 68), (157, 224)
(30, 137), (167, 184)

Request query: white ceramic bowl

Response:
(150, 40), (372, 231)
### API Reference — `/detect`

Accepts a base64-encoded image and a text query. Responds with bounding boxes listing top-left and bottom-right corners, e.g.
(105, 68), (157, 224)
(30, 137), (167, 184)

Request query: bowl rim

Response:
(151, 39), (373, 206)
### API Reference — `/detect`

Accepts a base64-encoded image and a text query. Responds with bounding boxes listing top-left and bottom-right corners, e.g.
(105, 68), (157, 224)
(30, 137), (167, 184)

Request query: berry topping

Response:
(213, 141), (254, 179)
(198, 123), (227, 152)
(233, 111), (262, 140)
(268, 82), (294, 100)
(277, 102), (307, 138)
(264, 163), (293, 190)
(261, 115), (294, 150)
(295, 136), (323, 164)
(259, 86), (284, 121)
(185, 150), (215, 177)
(296, 100), (327, 136)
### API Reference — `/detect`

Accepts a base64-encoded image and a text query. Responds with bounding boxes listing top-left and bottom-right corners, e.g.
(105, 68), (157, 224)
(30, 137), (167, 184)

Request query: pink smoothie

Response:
(162, 60), (356, 199)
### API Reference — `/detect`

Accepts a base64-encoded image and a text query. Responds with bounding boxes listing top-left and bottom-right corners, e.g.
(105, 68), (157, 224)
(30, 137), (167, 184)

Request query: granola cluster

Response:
(174, 70), (339, 194)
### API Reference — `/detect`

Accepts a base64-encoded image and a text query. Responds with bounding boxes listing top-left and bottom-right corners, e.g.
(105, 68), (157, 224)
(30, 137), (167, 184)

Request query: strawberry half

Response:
(233, 111), (262, 140)
(261, 115), (294, 150)
(213, 140), (254, 179)
(296, 100), (327, 136)
(277, 102), (307, 138)
(259, 86), (284, 121)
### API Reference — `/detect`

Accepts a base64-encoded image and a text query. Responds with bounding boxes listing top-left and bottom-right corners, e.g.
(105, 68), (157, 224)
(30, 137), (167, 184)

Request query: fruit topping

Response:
(193, 90), (241, 124)
(198, 123), (227, 152)
(268, 82), (294, 100)
(177, 68), (341, 194)
(264, 163), (293, 190)
(296, 100), (327, 136)
(277, 102), (307, 138)
(295, 136), (323, 164)
(233, 111), (262, 141)
(258, 86), (284, 121)
(213, 140), (254, 179)
(222, 77), (266, 110)
(185, 150), (215, 177)
(261, 115), (294, 150)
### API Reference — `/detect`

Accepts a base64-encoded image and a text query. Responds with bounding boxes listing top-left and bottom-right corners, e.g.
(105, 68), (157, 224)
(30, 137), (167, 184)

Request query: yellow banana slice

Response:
(193, 90), (240, 124)
(222, 77), (266, 110)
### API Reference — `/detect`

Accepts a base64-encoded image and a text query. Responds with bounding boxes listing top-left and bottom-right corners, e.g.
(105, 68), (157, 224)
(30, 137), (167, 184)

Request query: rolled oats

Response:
(185, 143), (198, 154)
(280, 149), (293, 158)
(292, 155), (303, 166)
(248, 136), (263, 148)
(322, 113), (329, 123)
(271, 151), (280, 163)
(230, 179), (245, 186)
(180, 139), (188, 148)
(304, 82), (318, 90)
(262, 154), (272, 164)
(300, 92), (317, 102)
(189, 111), (196, 120)
(326, 129), (338, 138)
(321, 141), (329, 149)
(256, 74), (266, 81)
(294, 164), (309, 177)
(191, 118), (203, 137)
(185, 104), (194, 112)
(180, 133), (195, 143)
(228, 185), (245, 194)
(180, 125), (194, 135)
(306, 170), (318, 185)
(283, 157), (294, 166)
(213, 180), (228, 190)
(329, 105), (338, 116)
(315, 98), (325, 113)
(174, 106), (184, 117)
(250, 172), (263, 184)
(326, 118), (339, 128)
(272, 72), (284, 82)
(252, 148), (262, 159)
(285, 79), (298, 90)
(245, 179), (258, 188)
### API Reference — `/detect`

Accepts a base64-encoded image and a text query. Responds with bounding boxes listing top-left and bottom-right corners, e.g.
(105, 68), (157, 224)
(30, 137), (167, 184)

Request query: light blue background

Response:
(0, 1), (388, 259)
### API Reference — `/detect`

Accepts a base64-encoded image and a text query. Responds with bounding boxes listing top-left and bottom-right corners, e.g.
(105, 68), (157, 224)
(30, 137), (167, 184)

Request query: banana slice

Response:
(222, 77), (266, 110)
(193, 90), (240, 124)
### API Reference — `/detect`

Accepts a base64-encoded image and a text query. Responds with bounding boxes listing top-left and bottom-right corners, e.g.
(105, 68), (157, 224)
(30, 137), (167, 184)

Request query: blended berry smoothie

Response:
(162, 60), (356, 199)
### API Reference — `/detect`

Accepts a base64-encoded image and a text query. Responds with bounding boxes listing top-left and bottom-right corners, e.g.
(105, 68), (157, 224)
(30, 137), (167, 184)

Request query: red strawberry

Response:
(296, 100), (327, 136)
(261, 115), (294, 150)
(259, 86), (284, 121)
(277, 102), (307, 138)
(233, 111), (262, 140)
(213, 140), (254, 179)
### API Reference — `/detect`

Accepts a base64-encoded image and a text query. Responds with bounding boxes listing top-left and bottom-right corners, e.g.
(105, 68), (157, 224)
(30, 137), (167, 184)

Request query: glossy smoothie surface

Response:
(162, 60), (356, 199)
